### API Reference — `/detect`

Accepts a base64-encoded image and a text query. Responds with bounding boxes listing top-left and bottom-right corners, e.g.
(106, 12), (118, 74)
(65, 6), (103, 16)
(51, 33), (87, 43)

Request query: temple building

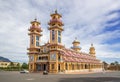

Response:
(27, 10), (103, 73)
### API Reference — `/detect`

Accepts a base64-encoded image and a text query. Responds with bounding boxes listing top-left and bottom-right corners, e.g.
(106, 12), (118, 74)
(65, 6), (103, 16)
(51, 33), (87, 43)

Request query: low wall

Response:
(64, 68), (103, 73)
(90, 68), (103, 72)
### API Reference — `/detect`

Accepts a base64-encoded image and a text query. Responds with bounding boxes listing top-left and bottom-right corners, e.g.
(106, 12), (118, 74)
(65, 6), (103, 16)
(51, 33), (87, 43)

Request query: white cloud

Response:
(0, 0), (120, 63)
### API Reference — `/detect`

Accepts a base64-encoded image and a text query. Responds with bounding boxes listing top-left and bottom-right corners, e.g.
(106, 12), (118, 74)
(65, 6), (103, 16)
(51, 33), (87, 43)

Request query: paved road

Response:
(0, 71), (120, 82)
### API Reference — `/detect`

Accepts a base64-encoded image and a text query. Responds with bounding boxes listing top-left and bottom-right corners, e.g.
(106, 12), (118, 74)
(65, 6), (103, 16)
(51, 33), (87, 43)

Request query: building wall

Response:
(0, 62), (21, 68)
(29, 52), (103, 73)
(27, 12), (103, 74)
(0, 62), (10, 68)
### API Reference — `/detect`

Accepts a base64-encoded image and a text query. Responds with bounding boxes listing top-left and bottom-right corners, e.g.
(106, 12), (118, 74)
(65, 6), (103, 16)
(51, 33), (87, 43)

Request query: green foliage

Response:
(103, 61), (108, 70)
(108, 61), (120, 71)
(110, 63), (115, 65)
(114, 61), (119, 65)
(21, 63), (28, 69)
(10, 62), (14, 67)
(0, 62), (29, 71)
(102, 61), (120, 71)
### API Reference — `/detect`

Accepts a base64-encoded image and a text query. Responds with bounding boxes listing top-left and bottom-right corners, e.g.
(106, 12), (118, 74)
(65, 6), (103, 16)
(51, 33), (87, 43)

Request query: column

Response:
(83, 63), (85, 69)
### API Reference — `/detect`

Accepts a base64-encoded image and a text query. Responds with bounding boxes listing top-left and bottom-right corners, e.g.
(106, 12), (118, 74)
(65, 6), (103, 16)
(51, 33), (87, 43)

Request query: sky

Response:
(0, 0), (120, 64)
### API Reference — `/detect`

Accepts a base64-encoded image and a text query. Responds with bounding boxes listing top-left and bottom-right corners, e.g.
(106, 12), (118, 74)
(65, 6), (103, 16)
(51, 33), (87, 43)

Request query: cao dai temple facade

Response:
(27, 10), (103, 73)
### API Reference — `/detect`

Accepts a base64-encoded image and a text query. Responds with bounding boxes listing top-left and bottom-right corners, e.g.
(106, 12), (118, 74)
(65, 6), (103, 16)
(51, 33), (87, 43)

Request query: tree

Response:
(110, 63), (115, 65)
(16, 63), (21, 71)
(10, 62), (14, 67)
(9, 62), (14, 71)
(114, 61), (119, 71)
(108, 61), (120, 71)
(114, 61), (119, 65)
(103, 61), (108, 70)
(21, 63), (28, 69)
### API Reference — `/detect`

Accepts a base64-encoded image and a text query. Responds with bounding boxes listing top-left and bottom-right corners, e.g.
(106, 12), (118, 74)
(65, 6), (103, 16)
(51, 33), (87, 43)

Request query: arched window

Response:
(58, 55), (60, 61)
(85, 64), (87, 69)
(72, 64), (74, 70)
(58, 31), (61, 43)
(31, 35), (34, 45)
(77, 64), (80, 69)
(52, 30), (55, 41)
(52, 64), (54, 69)
(43, 47), (46, 53)
(36, 36), (39, 46)
(38, 49), (40, 52)
(39, 57), (41, 60)
(66, 63), (68, 70)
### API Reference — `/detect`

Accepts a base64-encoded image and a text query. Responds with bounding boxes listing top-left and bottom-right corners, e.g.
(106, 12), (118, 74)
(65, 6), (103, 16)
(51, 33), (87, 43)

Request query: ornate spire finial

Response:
(91, 43), (93, 46)
(89, 43), (96, 56)
(35, 18), (37, 21)
(55, 9), (57, 14)
(75, 37), (77, 40)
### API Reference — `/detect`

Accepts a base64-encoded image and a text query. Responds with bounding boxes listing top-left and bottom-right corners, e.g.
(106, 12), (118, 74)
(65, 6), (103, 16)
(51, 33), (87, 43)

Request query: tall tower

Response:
(48, 10), (64, 73)
(89, 43), (96, 57)
(72, 37), (81, 52)
(48, 10), (64, 44)
(28, 18), (42, 72)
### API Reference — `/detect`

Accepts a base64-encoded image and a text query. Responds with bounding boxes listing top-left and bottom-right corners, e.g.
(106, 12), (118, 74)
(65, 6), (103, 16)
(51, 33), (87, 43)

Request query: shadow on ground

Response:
(59, 77), (120, 82)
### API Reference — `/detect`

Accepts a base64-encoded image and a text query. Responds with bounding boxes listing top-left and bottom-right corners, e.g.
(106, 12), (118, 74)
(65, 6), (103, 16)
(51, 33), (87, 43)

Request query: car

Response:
(20, 70), (29, 74)
(43, 71), (48, 75)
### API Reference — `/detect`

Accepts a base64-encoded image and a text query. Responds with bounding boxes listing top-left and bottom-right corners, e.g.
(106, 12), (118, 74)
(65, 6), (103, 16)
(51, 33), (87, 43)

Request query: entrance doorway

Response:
(43, 64), (46, 71)
(37, 64), (41, 71)
(36, 64), (47, 71)
(58, 64), (60, 72)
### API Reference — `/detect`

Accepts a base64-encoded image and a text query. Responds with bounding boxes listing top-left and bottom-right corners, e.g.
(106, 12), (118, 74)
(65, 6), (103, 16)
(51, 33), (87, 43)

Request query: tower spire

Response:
(34, 18), (37, 21)
(91, 43), (93, 46)
(28, 19), (43, 72)
(55, 9), (57, 14)
(72, 37), (81, 52)
(89, 43), (96, 57)
(75, 37), (77, 40)
(28, 19), (42, 48)
(48, 10), (64, 44)
(48, 10), (64, 73)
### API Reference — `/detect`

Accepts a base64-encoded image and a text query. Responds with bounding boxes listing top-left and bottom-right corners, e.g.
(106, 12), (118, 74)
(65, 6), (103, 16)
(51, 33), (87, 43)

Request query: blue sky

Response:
(0, 0), (120, 64)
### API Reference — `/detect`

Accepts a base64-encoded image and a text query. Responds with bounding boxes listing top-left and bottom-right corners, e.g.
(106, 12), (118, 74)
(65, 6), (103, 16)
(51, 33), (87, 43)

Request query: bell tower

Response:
(28, 18), (42, 72)
(89, 43), (96, 57)
(48, 10), (64, 73)
(48, 10), (64, 44)
(72, 37), (81, 52)
(28, 18), (42, 48)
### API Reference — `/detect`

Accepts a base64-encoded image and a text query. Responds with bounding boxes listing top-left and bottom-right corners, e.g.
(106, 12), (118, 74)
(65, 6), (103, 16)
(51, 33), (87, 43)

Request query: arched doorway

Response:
(43, 64), (46, 71)
(36, 64), (41, 71)
(85, 64), (87, 69)
(58, 64), (60, 72)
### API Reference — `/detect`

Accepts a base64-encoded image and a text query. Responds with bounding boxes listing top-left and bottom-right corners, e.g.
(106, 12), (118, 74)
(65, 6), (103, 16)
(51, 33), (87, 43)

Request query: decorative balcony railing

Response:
(58, 59), (63, 62)
(36, 60), (48, 62)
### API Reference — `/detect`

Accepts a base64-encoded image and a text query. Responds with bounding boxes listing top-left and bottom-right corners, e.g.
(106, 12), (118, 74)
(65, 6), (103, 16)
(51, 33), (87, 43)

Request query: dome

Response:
(48, 19), (64, 25)
(50, 10), (62, 17)
(72, 37), (80, 44)
(29, 18), (42, 32)
(30, 18), (40, 25)
(90, 43), (95, 49)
